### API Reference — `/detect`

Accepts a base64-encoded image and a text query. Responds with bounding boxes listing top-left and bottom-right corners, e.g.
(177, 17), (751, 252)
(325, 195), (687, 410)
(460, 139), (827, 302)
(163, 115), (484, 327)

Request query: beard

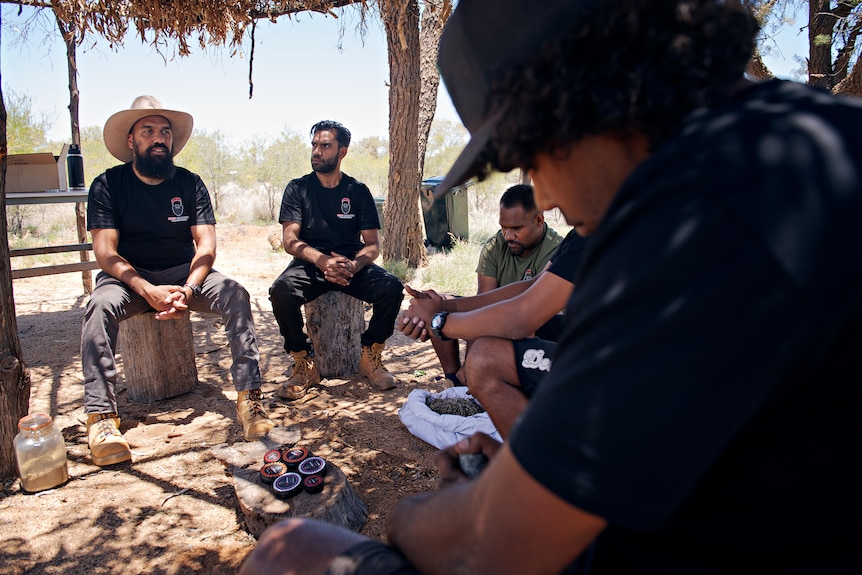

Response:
(507, 241), (527, 256)
(311, 155), (339, 175)
(133, 143), (176, 180)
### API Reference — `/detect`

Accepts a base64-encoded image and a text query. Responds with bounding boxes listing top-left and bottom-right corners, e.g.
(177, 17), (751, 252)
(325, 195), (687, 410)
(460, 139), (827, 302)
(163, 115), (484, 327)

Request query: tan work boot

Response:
(359, 343), (396, 390)
(237, 388), (275, 441)
(87, 413), (132, 466)
(276, 350), (320, 400)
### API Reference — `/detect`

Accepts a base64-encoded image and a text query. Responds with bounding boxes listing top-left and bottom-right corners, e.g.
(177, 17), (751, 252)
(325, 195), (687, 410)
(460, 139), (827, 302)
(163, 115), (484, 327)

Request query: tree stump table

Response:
(119, 313), (198, 403)
(211, 427), (368, 538)
(305, 291), (365, 378)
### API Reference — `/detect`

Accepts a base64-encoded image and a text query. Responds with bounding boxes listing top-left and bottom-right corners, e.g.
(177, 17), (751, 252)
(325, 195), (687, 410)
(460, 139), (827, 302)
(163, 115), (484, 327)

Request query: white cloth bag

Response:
(398, 386), (502, 449)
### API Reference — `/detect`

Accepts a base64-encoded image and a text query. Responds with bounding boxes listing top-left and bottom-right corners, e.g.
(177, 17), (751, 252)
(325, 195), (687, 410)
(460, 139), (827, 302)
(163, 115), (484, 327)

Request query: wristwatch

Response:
(430, 311), (450, 341)
(183, 283), (202, 298)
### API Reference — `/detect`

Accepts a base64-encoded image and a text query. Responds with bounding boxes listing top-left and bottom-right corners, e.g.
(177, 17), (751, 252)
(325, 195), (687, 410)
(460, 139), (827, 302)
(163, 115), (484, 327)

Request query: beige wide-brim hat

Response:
(103, 95), (194, 163)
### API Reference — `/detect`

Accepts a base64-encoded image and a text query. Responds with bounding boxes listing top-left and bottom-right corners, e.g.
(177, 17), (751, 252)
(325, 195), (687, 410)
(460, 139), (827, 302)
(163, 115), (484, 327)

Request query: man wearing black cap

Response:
(241, 1), (862, 573)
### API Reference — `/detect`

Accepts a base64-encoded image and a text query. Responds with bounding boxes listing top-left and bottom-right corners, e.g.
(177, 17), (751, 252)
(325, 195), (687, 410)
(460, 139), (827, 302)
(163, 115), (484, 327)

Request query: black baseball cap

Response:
(434, 0), (600, 198)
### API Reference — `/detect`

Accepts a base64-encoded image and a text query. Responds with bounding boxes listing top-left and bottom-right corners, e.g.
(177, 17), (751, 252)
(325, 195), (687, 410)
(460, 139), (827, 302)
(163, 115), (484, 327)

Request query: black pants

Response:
(269, 259), (404, 354)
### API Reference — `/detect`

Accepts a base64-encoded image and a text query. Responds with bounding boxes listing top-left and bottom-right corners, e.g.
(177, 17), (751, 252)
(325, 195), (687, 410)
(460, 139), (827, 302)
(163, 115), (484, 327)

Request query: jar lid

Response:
(282, 447), (310, 469)
(272, 472), (303, 499)
(298, 456), (327, 477)
(18, 413), (53, 431)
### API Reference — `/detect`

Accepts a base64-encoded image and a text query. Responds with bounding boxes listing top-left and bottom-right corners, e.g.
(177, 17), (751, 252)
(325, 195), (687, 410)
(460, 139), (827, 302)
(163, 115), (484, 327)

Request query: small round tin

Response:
(272, 472), (303, 499)
(303, 474), (325, 494)
(297, 456), (327, 477)
(260, 462), (287, 484)
(263, 449), (283, 464)
(282, 447), (310, 469)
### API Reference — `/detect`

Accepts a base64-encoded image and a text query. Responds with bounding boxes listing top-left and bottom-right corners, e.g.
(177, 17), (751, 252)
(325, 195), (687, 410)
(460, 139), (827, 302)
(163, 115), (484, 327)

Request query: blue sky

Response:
(2, 4), (807, 146)
(2, 4), (461, 144)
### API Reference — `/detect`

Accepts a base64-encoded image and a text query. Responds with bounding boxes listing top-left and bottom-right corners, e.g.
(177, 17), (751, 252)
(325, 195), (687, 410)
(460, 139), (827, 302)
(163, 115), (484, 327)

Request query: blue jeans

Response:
(81, 264), (262, 414)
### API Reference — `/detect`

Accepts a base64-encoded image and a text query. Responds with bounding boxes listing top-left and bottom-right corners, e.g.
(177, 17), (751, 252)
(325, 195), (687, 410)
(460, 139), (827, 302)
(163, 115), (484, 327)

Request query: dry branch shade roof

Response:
(46, 0), (366, 54)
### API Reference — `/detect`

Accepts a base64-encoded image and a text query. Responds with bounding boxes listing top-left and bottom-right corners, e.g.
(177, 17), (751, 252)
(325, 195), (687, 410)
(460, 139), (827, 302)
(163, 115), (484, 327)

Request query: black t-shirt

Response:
(547, 229), (587, 284)
(87, 163), (216, 270)
(278, 172), (380, 259)
(510, 80), (862, 573)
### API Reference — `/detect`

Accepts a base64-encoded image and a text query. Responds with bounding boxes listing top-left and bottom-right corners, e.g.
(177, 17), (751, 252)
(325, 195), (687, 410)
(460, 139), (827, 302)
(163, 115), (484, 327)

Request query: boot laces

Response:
(295, 356), (309, 377)
(96, 419), (120, 442)
(246, 389), (267, 419)
(367, 347), (384, 371)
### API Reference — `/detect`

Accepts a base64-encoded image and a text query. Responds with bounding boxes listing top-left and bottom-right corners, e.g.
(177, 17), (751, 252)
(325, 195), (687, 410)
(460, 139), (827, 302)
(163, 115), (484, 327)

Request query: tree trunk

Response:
(119, 313), (199, 403)
(0, 87), (32, 479)
(808, 0), (835, 90)
(418, 0), (447, 177)
(211, 433), (368, 539)
(381, 0), (428, 268)
(305, 292), (365, 378)
(56, 15), (93, 294)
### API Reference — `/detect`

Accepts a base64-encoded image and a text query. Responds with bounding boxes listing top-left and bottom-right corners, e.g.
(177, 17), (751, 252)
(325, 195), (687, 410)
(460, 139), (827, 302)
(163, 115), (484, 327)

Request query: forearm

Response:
(96, 252), (151, 297)
(387, 486), (480, 574)
(352, 243), (379, 271)
(284, 238), (327, 269)
(442, 279), (532, 313)
(447, 298), (556, 341)
(186, 247), (215, 287)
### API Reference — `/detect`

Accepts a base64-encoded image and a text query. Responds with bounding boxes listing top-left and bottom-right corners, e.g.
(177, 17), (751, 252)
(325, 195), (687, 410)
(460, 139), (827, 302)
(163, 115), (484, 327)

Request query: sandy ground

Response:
(1, 223), (450, 575)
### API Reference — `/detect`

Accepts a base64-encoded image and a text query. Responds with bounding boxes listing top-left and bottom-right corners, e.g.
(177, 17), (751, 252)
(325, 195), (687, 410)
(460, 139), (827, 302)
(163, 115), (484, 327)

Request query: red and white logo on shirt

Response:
(338, 197), (355, 219)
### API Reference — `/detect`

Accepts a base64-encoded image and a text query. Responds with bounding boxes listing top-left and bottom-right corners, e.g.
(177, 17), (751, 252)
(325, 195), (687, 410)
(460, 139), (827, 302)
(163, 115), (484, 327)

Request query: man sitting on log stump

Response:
(269, 121), (404, 399)
(82, 95), (274, 466)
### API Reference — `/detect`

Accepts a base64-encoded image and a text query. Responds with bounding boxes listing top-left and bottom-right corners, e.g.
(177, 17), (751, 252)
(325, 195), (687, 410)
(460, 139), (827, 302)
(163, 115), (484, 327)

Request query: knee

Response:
(83, 288), (118, 321)
(385, 277), (405, 304)
(467, 337), (498, 372)
(269, 277), (297, 305)
(224, 278), (251, 304)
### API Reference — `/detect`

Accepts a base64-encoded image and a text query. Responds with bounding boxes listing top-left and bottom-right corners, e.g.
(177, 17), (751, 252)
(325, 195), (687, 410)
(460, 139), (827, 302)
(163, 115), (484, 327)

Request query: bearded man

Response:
(82, 96), (274, 466)
(269, 120), (404, 398)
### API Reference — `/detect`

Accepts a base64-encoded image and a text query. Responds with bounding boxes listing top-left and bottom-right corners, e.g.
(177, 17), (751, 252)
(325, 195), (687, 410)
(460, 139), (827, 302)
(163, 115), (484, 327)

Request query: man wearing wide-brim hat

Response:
(82, 95), (274, 466)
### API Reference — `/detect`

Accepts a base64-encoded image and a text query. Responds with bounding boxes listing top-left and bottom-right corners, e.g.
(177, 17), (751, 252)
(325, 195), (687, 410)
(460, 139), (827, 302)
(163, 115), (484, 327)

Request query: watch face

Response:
(432, 314), (444, 330)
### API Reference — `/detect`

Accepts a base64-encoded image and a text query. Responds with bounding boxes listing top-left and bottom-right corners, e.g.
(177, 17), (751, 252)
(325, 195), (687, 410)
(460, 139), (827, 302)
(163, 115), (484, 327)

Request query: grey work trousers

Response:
(81, 264), (262, 414)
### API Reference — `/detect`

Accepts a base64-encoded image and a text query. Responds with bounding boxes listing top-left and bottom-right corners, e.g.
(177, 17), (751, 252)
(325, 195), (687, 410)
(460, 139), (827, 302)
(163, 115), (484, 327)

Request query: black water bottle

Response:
(67, 143), (85, 188)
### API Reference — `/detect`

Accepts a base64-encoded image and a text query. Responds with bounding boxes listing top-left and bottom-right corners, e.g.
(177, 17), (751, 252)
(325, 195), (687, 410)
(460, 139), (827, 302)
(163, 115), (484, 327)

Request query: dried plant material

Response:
(425, 395), (485, 417)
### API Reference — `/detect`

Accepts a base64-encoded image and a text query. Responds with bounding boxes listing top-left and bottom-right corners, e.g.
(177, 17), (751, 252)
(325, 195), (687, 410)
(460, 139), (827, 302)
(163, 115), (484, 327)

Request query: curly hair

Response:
(310, 120), (352, 148)
(472, 0), (759, 179)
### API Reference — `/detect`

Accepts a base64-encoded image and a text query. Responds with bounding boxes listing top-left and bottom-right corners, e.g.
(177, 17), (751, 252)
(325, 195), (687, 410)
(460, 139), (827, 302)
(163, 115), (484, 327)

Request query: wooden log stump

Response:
(211, 429), (368, 539)
(119, 313), (198, 403)
(305, 291), (365, 378)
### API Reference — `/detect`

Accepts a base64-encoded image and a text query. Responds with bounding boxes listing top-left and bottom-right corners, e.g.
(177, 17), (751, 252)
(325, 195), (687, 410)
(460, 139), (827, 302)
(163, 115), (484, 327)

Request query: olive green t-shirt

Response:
(475, 224), (564, 287)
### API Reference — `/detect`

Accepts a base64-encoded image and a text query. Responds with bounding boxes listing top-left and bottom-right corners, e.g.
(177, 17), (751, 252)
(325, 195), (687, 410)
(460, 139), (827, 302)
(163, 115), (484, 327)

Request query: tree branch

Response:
(747, 46), (775, 81)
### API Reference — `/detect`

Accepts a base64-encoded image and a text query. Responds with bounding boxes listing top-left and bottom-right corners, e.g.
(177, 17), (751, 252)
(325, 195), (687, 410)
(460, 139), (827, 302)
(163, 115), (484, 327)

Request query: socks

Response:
(446, 373), (464, 387)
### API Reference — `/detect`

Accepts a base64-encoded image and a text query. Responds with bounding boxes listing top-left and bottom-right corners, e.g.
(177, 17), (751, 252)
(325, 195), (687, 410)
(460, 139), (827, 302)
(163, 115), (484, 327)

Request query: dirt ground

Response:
(0, 224), (450, 575)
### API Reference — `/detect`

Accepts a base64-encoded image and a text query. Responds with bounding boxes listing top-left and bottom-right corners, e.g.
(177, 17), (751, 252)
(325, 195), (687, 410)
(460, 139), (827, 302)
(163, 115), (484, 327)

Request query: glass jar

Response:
(14, 413), (69, 492)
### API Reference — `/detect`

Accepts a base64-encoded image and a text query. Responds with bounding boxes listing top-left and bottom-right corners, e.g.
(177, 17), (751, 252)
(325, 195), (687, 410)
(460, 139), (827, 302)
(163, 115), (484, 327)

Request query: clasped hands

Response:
(147, 284), (192, 320)
(321, 252), (357, 286)
(399, 285), (447, 341)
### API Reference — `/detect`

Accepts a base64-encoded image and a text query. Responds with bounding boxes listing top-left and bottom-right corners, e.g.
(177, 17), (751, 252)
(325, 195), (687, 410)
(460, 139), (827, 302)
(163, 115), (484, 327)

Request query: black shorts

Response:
(535, 314), (566, 342)
(325, 540), (419, 575)
(513, 337), (556, 397)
